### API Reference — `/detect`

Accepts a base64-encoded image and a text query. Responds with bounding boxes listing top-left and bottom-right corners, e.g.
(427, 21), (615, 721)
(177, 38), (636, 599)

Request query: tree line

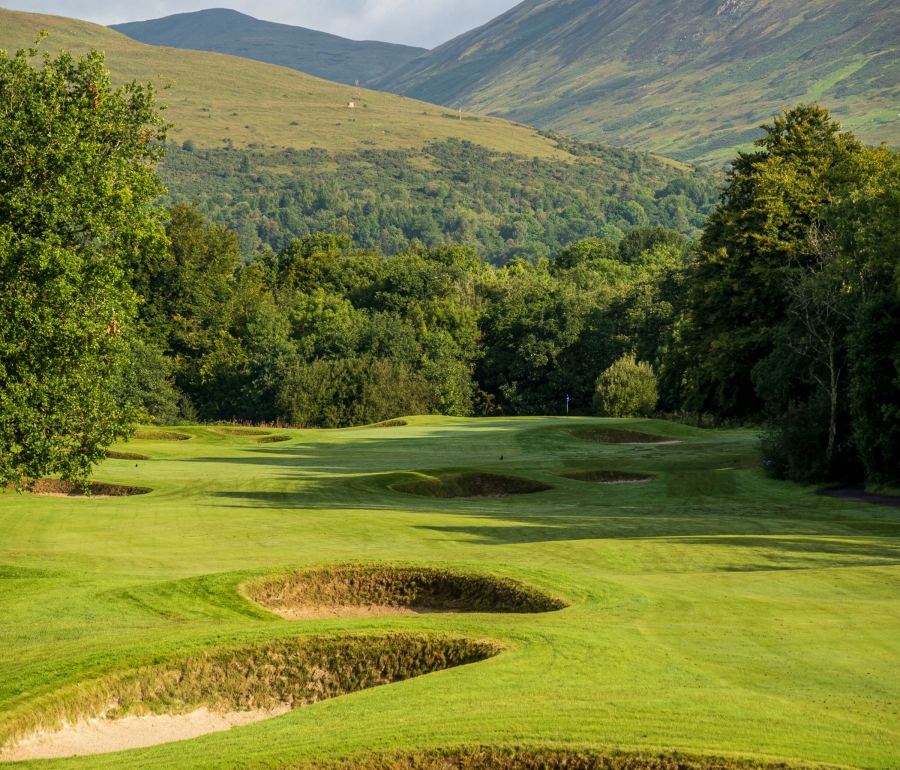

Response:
(2, 44), (899, 491)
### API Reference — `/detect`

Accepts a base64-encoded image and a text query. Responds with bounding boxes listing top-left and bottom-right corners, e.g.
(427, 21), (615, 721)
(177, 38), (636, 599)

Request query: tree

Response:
(675, 104), (861, 419)
(0, 39), (167, 488)
(593, 354), (658, 418)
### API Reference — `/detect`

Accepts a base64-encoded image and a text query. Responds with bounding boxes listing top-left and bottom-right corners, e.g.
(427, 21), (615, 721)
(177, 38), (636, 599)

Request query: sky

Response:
(4, 1), (521, 49)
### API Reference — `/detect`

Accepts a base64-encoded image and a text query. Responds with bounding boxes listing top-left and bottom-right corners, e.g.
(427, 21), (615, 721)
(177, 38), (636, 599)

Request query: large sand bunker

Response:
(0, 634), (496, 761)
(395, 471), (553, 499)
(570, 428), (679, 445)
(246, 565), (567, 619)
(133, 430), (192, 441)
(106, 451), (150, 461)
(558, 470), (655, 484)
(254, 435), (292, 444)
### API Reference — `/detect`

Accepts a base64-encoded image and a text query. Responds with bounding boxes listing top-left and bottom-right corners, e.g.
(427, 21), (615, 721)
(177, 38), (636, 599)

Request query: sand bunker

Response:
(558, 470), (655, 484)
(368, 419), (408, 428)
(106, 451), (150, 461)
(246, 564), (566, 618)
(253, 435), (292, 444)
(0, 706), (289, 761)
(1, 634), (496, 760)
(210, 427), (271, 436)
(133, 430), (192, 441)
(19, 480), (151, 498)
(570, 428), (679, 445)
(395, 471), (553, 499)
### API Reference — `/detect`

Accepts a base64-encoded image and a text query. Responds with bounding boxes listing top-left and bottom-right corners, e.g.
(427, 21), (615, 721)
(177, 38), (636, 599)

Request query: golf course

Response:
(0, 417), (897, 768)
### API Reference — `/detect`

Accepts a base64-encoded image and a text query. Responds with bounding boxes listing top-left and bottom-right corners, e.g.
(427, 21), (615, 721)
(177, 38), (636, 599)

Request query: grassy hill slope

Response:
(374, 0), (900, 163)
(0, 8), (574, 160)
(110, 8), (426, 88)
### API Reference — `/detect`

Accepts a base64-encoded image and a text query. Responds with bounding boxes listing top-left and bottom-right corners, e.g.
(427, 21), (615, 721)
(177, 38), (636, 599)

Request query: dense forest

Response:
(2, 41), (899, 493)
(158, 135), (720, 262)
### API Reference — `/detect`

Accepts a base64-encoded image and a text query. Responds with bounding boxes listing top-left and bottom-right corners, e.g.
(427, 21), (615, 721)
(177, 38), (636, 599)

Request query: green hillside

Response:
(373, 0), (900, 163)
(110, 9), (426, 88)
(0, 8), (574, 160)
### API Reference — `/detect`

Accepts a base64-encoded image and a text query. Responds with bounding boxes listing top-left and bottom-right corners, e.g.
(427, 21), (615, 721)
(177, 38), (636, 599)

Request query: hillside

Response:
(0, 8), (573, 160)
(374, 0), (900, 163)
(110, 8), (425, 88)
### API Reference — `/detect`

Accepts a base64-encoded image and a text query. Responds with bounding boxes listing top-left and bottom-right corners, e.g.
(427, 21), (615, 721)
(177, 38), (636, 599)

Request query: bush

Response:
(276, 357), (435, 428)
(593, 354), (658, 417)
(114, 338), (181, 425)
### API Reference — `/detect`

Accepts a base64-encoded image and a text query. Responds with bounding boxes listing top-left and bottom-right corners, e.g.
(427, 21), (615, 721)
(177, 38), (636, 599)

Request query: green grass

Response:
(0, 416), (898, 768)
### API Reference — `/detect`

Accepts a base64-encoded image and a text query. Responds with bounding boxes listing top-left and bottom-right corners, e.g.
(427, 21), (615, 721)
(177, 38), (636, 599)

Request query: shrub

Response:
(593, 354), (658, 417)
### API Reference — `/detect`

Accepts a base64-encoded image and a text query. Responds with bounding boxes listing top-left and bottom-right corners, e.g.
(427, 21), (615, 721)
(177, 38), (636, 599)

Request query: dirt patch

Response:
(106, 451), (150, 461)
(133, 430), (192, 441)
(0, 706), (290, 761)
(210, 427), (272, 436)
(367, 419), (408, 428)
(318, 747), (798, 770)
(558, 470), (655, 484)
(254, 435), (292, 444)
(16, 480), (151, 498)
(245, 565), (567, 617)
(815, 485), (900, 507)
(1, 634), (497, 760)
(395, 471), (553, 499)
(569, 428), (679, 444)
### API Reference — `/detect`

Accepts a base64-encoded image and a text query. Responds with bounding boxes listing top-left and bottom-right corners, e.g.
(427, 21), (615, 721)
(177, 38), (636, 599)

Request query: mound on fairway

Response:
(246, 565), (567, 619)
(396, 472), (553, 499)
(253, 435), (292, 444)
(325, 747), (793, 769)
(1, 634), (497, 761)
(132, 430), (192, 441)
(559, 470), (655, 484)
(106, 451), (150, 461)
(17, 480), (151, 498)
(570, 428), (678, 445)
(210, 427), (271, 436)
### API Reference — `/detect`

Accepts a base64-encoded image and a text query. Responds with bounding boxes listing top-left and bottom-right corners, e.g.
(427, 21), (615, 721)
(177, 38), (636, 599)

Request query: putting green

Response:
(0, 417), (897, 769)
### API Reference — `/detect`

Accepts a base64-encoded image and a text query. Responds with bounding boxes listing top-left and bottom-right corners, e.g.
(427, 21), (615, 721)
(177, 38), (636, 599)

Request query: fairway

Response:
(0, 417), (898, 768)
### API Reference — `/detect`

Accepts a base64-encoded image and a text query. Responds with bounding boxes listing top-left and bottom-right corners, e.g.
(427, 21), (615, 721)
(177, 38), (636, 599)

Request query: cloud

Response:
(8, 0), (519, 48)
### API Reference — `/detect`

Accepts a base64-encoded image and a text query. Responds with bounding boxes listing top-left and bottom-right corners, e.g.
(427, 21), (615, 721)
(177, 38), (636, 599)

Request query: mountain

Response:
(373, 0), (900, 163)
(0, 8), (574, 159)
(110, 8), (425, 88)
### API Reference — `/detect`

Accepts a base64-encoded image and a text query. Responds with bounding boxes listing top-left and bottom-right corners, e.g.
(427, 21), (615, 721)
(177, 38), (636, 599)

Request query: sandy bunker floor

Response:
(0, 705), (290, 761)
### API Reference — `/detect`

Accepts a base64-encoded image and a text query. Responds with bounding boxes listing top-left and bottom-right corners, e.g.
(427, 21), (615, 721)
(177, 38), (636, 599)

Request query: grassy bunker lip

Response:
(395, 471), (553, 499)
(558, 470), (656, 484)
(15, 480), (152, 498)
(245, 564), (567, 618)
(569, 428), (679, 445)
(1, 633), (498, 761)
(133, 430), (192, 441)
(320, 747), (801, 769)
(106, 451), (150, 461)
(253, 435), (292, 444)
(367, 419), (409, 428)
(210, 427), (272, 436)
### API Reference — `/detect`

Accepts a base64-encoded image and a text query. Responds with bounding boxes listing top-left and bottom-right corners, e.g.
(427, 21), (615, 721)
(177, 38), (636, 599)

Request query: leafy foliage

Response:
(593, 354), (659, 418)
(0, 39), (167, 488)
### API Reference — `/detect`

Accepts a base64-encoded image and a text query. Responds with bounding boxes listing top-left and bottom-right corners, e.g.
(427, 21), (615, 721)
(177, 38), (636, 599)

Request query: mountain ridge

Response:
(373, 0), (900, 162)
(111, 8), (426, 88)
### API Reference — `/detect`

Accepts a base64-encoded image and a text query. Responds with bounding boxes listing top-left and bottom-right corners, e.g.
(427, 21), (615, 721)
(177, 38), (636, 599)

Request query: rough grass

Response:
(106, 451), (151, 461)
(210, 428), (272, 436)
(558, 470), (655, 484)
(319, 747), (807, 770)
(17, 480), (152, 498)
(245, 565), (567, 616)
(395, 472), (554, 499)
(0, 633), (498, 752)
(254, 435), (293, 444)
(133, 430), (192, 441)
(569, 429), (676, 444)
(367, 420), (409, 428)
